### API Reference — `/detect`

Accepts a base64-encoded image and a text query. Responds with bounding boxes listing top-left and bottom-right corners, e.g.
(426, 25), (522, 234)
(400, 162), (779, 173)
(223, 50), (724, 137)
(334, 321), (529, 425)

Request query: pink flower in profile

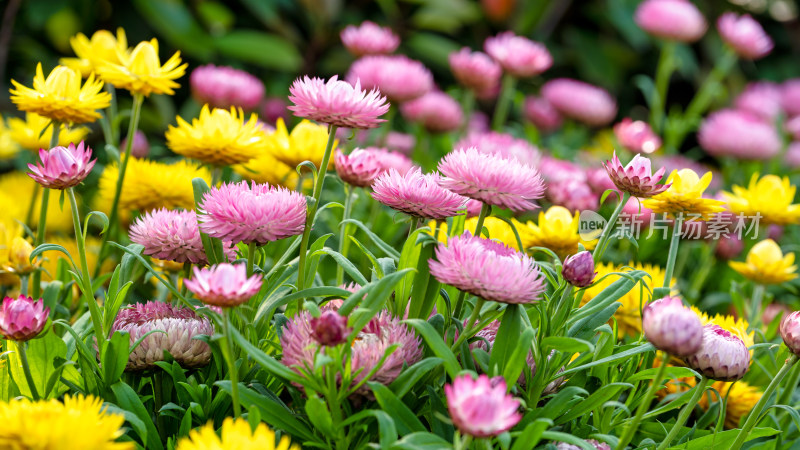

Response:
(585, 167), (616, 194)
(613, 118), (662, 154)
(347, 55), (433, 102)
(785, 116), (800, 141)
(429, 232), (545, 304)
(734, 82), (783, 121)
(484, 32), (552, 78)
(523, 96), (563, 132)
(185, 263), (262, 307)
(400, 91), (463, 133)
(198, 181), (306, 245)
(190, 64), (265, 110)
(634, 0), (707, 42)
(642, 296), (703, 357)
(782, 80), (800, 117)
(684, 324), (750, 381)
(445, 374), (521, 437)
(335, 149), (382, 187)
(310, 311), (350, 346)
(541, 79), (617, 126)
(0, 295), (49, 341)
(716, 233), (744, 259)
(371, 168), (467, 220)
(448, 48), (502, 92)
(288, 75), (389, 129)
(455, 131), (540, 167)
(787, 142), (800, 169)
(262, 97), (290, 125)
(438, 147), (545, 212)
(698, 109), (781, 160)
(340, 21), (400, 57)
(121, 130), (150, 158)
(365, 147), (415, 175)
(27, 141), (96, 189)
(717, 13), (774, 59)
(540, 156), (586, 184)
(383, 132), (416, 155)
(547, 179), (599, 212)
(603, 152), (669, 198)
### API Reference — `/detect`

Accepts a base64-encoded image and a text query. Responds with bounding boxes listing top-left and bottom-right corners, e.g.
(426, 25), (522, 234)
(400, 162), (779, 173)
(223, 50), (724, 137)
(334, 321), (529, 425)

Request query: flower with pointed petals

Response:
(347, 55), (433, 102)
(523, 96), (563, 132)
(484, 32), (552, 78)
(562, 251), (597, 288)
(176, 417), (299, 450)
(185, 263), (262, 307)
(400, 91), (463, 133)
(519, 206), (597, 259)
(729, 239), (797, 285)
(7, 112), (88, 153)
(643, 296), (703, 357)
(541, 78), (617, 126)
(781, 311), (800, 356)
(60, 28), (129, 77)
(445, 374), (521, 437)
(684, 324), (750, 381)
(449, 48), (502, 92)
(642, 169), (727, 218)
(0, 295), (49, 341)
(698, 109), (780, 160)
(340, 21), (399, 56)
(310, 311), (350, 346)
(190, 64), (264, 110)
(546, 179), (599, 212)
(723, 174), (800, 226)
(28, 141), (95, 189)
(634, 0), (707, 42)
(288, 75), (389, 129)
(368, 147), (415, 175)
(455, 131), (540, 167)
(266, 118), (336, 169)
(371, 168), (467, 220)
(717, 13), (773, 59)
(603, 152), (669, 198)
(97, 39), (187, 96)
(614, 118), (661, 154)
(335, 149), (382, 187)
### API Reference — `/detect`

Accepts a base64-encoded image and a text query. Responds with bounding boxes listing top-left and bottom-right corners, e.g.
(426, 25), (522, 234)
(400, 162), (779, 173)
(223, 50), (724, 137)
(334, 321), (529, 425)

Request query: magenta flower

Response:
(448, 48), (502, 92)
(540, 156), (587, 184)
(547, 179), (599, 212)
(120, 130), (150, 158)
(523, 96), (563, 132)
(347, 55), (433, 102)
(438, 147), (545, 212)
(787, 142), (800, 169)
(562, 251), (596, 288)
(642, 296), (703, 357)
(698, 109), (781, 160)
(684, 324), (750, 381)
(782, 80), (800, 117)
(129, 208), (232, 265)
(400, 91), (463, 133)
(366, 147), (416, 175)
(111, 301), (213, 371)
(383, 132), (416, 155)
(734, 82), (783, 121)
(335, 149), (382, 187)
(190, 64), (265, 111)
(288, 75), (389, 129)
(541, 78), (617, 127)
(717, 13), (773, 59)
(340, 21), (400, 57)
(716, 233), (744, 260)
(0, 295), (49, 342)
(484, 32), (552, 78)
(429, 232), (545, 304)
(371, 168), (467, 220)
(585, 167), (616, 194)
(603, 152), (669, 198)
(614, 118), (662, 154)
(310, 310), (350, 346)
(184, 263), (262, 307)
(781, 311), (800, 356)
(634, 0), (707, 42)
(445, 374), (521, 437)
(27, 141), (96, 189)
(198, 181), (306, 245)
(455, 131), (541, 167)
(262, 97), (290, 125)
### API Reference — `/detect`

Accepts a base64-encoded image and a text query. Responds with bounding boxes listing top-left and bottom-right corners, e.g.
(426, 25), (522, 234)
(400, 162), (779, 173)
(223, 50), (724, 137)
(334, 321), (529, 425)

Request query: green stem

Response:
(616, 351), (669, 450)
(492, 74), (517, 131)
(748, 284), (765, 330)
(650, 42), (676, 135)
(451, 299), (485, 351)
(246, 242), (257, 277)
(68, 188), (104, 345)
(473, 203), (491, 237)
(17, 342), (40, 400)
(661, 216), (684, 290)
(180, 262), (191, 298)
(687, 240), (718, 300)
(336, 185), (355, 285)
(592, 192), (630, 262)
(777, 361), (800, 429)
(656, 376), (709, 450)
(222, 308), (241, 418)
(30, 121), (61, 300)
(460, 89), (475, 135)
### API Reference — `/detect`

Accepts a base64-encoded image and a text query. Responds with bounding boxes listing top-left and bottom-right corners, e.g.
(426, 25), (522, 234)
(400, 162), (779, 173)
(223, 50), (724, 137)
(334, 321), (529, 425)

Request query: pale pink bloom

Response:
(449, 48), (502, 92)
(335, 149), (382, 187)
(684, 324), (750, 381)
(642, 296), (703, 356)
(786, 142), (800, 169)
(371, 168), (467, 219)
(698, 109), (781, 160)
(185, 263), (262, 307)
(340, 21), (400, 57)
(715, 233), (743, 259)
(603, 152), (670, 198)
(0, 295), (49, 342)
(27, 141), (96, 189)
(717, 13), (773, 59)
(111, 301), (213, 371)
(465, 199), (484, 218)
(484, 31), (552, 78)
(613, 118), (662, 154)
(785, 116), (800, 141)
(288, 75), (389, 129)
(190, 64), (265, 110)
(547, 179), (599, 212)
(523, 96), (563, 132)
(120, 130), (149, 158)
(782, 80), (800, 117)
(455, 131), (540, 167)
(347, 55), (433, 102)
(562, 251), (596, 288)
(765, 303), (792, 326)
(634, 0), (707, 42)
(468, 111), (491, 134)
(429, 232), (545, 304)
(539, 156), (587, 184)
(262, 97), (290, 125)
(400, 91), (463, 133)
(438, 147), (545, 212)
(734, 82), (783, 121)
(198, 181), (306, 245)
(541, 79), (617, 126)
(383, 132), (416, 155)
(365, 147), (415, 175)
(445, 374), (521, 437)
(585, 167), (616, 194)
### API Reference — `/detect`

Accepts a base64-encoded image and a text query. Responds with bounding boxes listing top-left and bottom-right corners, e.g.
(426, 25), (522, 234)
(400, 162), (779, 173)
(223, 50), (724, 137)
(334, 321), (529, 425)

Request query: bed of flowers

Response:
(1, 0), (800, 449)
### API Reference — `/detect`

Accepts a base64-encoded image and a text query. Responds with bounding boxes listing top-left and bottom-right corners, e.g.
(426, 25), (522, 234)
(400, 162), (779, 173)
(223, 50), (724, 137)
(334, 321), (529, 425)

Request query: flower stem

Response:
(616, 351), (669, 450)
(460, 89), (475, 135)
(222, 307), (241, 418)
(748, 284), (765, 330)
(30, 121), (61, 300)
(777, 361), (800, 429)
(451, 299), (485, 351)
(68, 187), (104, 346)
(661, 216), (684, 290)
(17, 342), (39, 400)
(246, 242), (257, 277)
(656, 376), (709, 450)
(473, 203), (491, 237)
(650, 41), (676, 135)
(492, 74), (517, 131)
(336, 185), (355, 285)
(592, 192), (630, 262)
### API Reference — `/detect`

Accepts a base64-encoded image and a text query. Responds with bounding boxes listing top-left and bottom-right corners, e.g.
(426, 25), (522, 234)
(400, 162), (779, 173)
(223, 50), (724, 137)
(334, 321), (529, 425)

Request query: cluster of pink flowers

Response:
(455, 131), (540, 167)
(399, 91), (463, 133)
(347, 55), (433, 102)
(190, 64), (265, 110)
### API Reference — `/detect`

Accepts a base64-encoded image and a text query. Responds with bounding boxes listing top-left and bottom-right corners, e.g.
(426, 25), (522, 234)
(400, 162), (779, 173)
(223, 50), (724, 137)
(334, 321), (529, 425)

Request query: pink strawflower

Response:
(785, 116), (800, 141)
(698, 109), (781, 160)
(262, 97), (290, 125)
(310, 310), (350, 346)
(121, 130), (150, 158)
(445, 374), (521, 437)
(198, 181), (306, 245)
(437, 147), (546, 212)
(642, 296), (703, 357)
(365, 147), (415, 175)
(455, 131), (541, 167)
(734, 82), (783, 121)
(622, 197), (654, 227)
(562, 251), (596, 288)
(684, 324), (750, 381)
(371, 168), (467, 220)
(613, 118), (662, 154)
(715, 233), (743, 260)
(540, 156), (587, 183)
(547, 179), (599, 212)
(523, 96), (563, 132)
(429, 232), (545, 304)
(347, 55), (433, 102)
(449, 48), (502, 92)
(484, 31), (552, 78)
(603, 152), (669, 198)
(335, 149), (382, 187)
(541, 79), (618, 126)
(782, 80), (800, 117)
(787, 142), (800, 169)
(383, 132), (416, 155)
(465, 199), (484, 218)
(400, 91), (463, 133)
(468, 111), (491, 134)
(184, 263), (262, 307)
(27, 141), (96, 189)
(634, 0), (707, 42)
(340, 21), (400, 57)
(190, 64), (265, 110)
(585, 167), (616, 194)
(764, 303), (792, 326)
(288, 75), (389, 129)
(717, 13), (773, 59)
(0, 295), (49, 342)
(111, 301), (213, 371)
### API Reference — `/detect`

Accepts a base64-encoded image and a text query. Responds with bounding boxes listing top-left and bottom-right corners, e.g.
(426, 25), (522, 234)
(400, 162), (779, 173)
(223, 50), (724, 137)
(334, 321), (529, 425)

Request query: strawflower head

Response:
(484, 31), (552, 78)
(0, 295), (49, 341)
(310, 310), (350, 346)
(288, 75), (389, 129)
(541, 78), (617, 126)
(717, 12), (773, 59)
(185, 263), (262, 307)
(684, 324), (750, 381)
(520, 206), (597, 259)
(400, 91), (463, 133)
(10, 63), (111, 124)
(634, 0), (707, 42)
(97, 38), (187, 96)
(562, 251), (597, 288)
(642, 169), (726, 218)
(642, 296), (703, 356)
(27, 141), (96, 189)
(691, 306), (754, 352)
(120, 129), (150, 158)
(698, 109), (781, 160)
(781, 311), (800, 356)
(340, 21), (400, 56)
(729, 239), (797, 285)
(523, 96), (563, 132)
(455, 131), (540, 167)
(614, 118), (661, 154)
(266, 118), (337, 169)
(371, 168), (467, 220)
(335, 148), (382, 187)
(60, 28), (128, 76)
(7, 112), (88, 152)
(449, 48), (502, 92)
(445, 374), (521, 437)
(347, 55), (433, 102)
(546, 179), (600, 212)
(783, 79), (800, 117)
(176, 417), (299, 450)
(190, 64), (264, 110)
(603, 152), (669, 198)
(734, 82), (783, 121)
(723, 174), (800, 226)
(368, 147), (415, 175)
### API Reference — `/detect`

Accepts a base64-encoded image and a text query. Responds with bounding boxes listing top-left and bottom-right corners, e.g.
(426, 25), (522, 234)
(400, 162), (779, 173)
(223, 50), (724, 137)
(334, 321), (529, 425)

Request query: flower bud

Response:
(562, 251), (596, 288)
(684, 325), (750, 381)
(310, 311), (350, 346)
(780, 311), (800, 356)
(0, 295), (49, 341)
(7, 237), (35, 275)
(642, 296), (702, 356)
(120, 130), (150, 159)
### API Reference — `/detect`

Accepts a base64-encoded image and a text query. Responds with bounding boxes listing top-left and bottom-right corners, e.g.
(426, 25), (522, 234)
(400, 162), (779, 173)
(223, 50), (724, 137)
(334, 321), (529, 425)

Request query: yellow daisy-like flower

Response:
(267, 118), (336, 169)
(0, 115), (20, 160)
(519, 206), (597, 259)
(642, 169), (726, 219)
(166, 105), (267, 166)
(0, 395), (132, 450)
(97, 39), (187, 96)
(729, 239), (797, 285)
(691, 306), (754, 351)
(0, 171), (72, 233)
(176, 417), (299, 450)
(0, 222), (24, 286)
(7, 112), (89, 152)
(427, 216), (523, 250)
(60, 28), (129, 77)
(234, 151), (299, 188)
(9, 63), (111, 124)
(723, 174), (800, 226)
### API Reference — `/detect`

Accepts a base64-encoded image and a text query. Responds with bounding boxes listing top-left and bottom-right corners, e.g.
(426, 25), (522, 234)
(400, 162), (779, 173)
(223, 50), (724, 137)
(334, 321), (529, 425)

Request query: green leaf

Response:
(388, 357), (443, 397)
(132, 0), (214, 59)
(215, 30), (302, 71)
(540, 431), (597, 450)
(669, 427), (778, 450)
(30, 243), (77, 271)
(229, 327), (307, 385)
(389, 432), (453, 450)
(541, 336), (595, 355)
(489, 304), (523, 377)
(502, 326), (536, 387)
(349, 268), (415, 334)
(101, 331), (131, 387)
(511, 418), (553, 450)
(369, 382), (426, 434)
(341, 410), (398, 449)
(111, 382), (164, 450)
(556, 343), (655, 381)
(8, 329), (67, 398)
(556, 382), (633, 424)
(627, 366), (699, 383)
(407, 240), (440, 320)
(341, 219), (401, 259)
(304, 395), (334, 438)
(312, 248), (368, 286)
(403, 319), (460, 378)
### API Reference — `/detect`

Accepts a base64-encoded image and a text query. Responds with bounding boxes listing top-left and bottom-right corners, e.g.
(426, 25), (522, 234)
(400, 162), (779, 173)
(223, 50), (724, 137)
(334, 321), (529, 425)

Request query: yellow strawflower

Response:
(428, 216), (522, 250)
(0, 115), (19, 160)
(0, 395), (132, 450)
(234, 151), (298, 188)
(0, 223), (24, 286)
(166, 105), (267, 166)
(60, 28), (129, 77)
(0, 171), (72, 233)
(519, 206), (597, 259)
(97, 39), (187, 96)
(691, 306), (754, 350)
(9, 63), (111, 124)
(729, 239), (797, 285)
(7, 112), (89, 152)
(642, 169), (725, 219)
(723, 174), (800, 226)
(267, 118), (336, 169)
(176, 417), (299, 450)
